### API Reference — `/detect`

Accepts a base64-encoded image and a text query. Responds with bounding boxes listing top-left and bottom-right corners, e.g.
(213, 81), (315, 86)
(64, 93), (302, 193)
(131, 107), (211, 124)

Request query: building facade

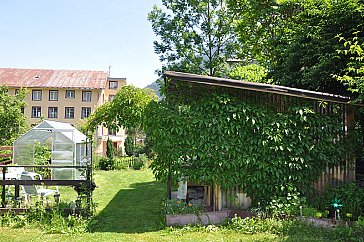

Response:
(0, 68), (126, 155)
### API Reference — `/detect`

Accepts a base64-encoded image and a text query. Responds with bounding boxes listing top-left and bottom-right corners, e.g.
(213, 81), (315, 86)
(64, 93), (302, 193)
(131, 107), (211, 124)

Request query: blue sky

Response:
(0, 0), (162, 87)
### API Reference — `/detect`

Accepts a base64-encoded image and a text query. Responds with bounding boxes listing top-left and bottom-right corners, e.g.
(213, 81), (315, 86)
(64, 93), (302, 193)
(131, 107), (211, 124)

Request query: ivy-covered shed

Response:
(147, 71), (360, 211)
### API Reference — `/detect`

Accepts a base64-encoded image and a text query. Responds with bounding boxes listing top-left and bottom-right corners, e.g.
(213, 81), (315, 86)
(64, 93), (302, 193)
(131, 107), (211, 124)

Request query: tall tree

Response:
(0, 86), (28, 145)
(229, 0), (364, 95)
(149, 0), (238, 77)
(86, 85), (157, 134)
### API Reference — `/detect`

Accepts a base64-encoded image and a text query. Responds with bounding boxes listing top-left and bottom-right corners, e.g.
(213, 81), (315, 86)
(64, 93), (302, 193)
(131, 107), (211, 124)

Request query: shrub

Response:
(226, 216), (289, 235)
(267, 191), (306, 218)
(106, 138), (114, 160)
(310, 182), (364, 219)
(98, 157), (115, 171)
(164, 199), (204, 215)
(132, 154), (148, 170)
(114, 157), (130, 170)
(124, 136), (134, 156)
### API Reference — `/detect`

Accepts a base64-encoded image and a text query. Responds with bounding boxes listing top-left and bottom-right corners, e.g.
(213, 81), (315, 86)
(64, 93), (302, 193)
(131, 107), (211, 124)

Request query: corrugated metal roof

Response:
(164, 71), (355, 105)
(0, 68), (108, 89)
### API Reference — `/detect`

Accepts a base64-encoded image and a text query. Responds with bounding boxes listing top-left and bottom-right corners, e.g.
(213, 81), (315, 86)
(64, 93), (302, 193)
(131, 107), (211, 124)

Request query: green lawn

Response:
(0, 169), (343, 241)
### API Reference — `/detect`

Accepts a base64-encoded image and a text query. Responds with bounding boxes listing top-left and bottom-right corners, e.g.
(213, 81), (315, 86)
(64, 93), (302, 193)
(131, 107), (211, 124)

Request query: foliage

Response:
(98, 158), (115, 171)
(106, 138), (114, 160)
(229, 0), (364, 95)
(164, 199), (204, 215)
(226, 215), (289, 235)
(124, 136), (134, 156)
(33, 141), (51, 178)
(310, 182), (364, 220)
(0, 200), (89, 234)
(228, 63), (268, 83)
(113, 157), (132, 170)
(86, 85), (156, 134)
(271, 0), (364, 95)
(132, 154), (148, 170)
(0, 86), (28, 146)
(228, 0), (299, 66)
(145, 90), (347, 205)
(336, 31), (364, 103)
(124, 134), (146, 157)
(267, 190), (306, 218)
(148, 0), (239, 77)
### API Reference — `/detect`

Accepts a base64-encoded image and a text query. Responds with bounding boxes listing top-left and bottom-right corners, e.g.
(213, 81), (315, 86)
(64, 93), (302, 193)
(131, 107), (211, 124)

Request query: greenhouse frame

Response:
(13, 120), (91, 180)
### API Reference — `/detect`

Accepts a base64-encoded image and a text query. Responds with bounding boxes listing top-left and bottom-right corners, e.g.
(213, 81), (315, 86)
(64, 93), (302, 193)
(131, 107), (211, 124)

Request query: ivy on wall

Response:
(145, 89), (348, 204)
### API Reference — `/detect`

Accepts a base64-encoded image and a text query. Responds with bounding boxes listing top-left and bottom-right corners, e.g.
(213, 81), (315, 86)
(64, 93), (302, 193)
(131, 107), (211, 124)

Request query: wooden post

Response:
(347, 106), (356, 181)
(1, 167), (5, 207)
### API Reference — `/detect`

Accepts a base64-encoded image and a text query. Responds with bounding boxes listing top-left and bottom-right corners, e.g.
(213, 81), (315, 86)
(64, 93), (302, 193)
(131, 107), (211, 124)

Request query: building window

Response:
(20, 107), (24, 114)
(82, 91), (92, 102)
(109, 81), (118, 89)
(15, 89), (20, 95)
(81, 107), (91, 119)
(48, 107), (58, 118)
(31, 106), (41, 118)
(65, 90), (75, 98)
(108, 95), (115, 102)
(49, 90), (58, 101)
(65, 107), (74, 119)
(32, 90), (42, 101)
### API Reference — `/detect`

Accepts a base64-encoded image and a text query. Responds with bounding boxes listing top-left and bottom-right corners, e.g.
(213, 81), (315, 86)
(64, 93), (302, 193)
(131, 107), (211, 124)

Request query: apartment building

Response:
(0, 68), (126, 155)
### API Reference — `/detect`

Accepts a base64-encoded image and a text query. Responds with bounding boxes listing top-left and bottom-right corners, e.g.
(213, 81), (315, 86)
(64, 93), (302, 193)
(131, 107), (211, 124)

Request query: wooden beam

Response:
(0, 146), (12, 151)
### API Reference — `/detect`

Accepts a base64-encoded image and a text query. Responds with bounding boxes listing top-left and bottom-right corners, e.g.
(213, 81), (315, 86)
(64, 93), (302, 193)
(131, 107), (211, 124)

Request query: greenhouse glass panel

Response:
(13, 120), (91, 180)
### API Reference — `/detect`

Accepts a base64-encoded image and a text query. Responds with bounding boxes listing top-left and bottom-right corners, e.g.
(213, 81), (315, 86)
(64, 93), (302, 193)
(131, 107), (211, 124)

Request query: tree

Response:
(272, 0), (364, 95)
(228, 63), (268, 82)
(228, 0), (300, 67)
(149, 0), (238, 77)
(86, 85), (157, 135)
(336, 31), (364, 103)
(0, 86), (28, 146)
(229, 0), (364, 95)
(106, 138), (114, 160)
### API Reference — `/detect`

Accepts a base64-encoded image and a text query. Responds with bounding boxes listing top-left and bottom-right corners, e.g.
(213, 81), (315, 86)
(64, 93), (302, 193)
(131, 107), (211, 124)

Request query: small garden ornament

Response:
(331, 198), (343, 220)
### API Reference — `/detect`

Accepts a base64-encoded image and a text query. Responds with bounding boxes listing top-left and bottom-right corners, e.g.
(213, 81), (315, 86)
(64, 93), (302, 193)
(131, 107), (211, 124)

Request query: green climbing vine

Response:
(144, 89), (348, 205)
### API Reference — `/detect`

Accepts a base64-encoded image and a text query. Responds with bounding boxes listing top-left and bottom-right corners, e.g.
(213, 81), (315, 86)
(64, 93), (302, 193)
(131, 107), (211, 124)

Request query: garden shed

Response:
(13, 120), (91, 180)
(155, 71), (361, 211)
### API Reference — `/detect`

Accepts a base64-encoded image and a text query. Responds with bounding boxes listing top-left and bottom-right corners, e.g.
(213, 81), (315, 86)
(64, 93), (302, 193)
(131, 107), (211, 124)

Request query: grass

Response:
(0, 169), (356, 241)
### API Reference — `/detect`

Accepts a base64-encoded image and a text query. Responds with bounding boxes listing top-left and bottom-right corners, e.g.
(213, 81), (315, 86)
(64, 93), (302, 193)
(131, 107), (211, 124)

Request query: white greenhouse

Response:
(13, 120), (91, 180)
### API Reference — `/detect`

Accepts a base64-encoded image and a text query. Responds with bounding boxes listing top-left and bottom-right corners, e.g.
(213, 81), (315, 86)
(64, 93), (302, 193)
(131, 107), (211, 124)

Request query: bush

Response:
(132, 159), (143, 170)
(114, 157), (130, 170)
(226, 216), (289, 235)
(164, 199), (204, 215)
(98, 158), (115, 171)
(310, 182), (364, 220)
(267, 191), (306, 218)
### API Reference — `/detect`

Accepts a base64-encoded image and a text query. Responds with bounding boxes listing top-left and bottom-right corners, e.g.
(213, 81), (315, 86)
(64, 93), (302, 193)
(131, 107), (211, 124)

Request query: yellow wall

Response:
(8, 77), (127, 155)
(9, 87), (103, 125)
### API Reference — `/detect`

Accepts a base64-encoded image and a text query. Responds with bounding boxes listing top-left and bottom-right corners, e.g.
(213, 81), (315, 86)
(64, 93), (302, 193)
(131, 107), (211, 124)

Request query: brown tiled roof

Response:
(0, 68), (108, 89)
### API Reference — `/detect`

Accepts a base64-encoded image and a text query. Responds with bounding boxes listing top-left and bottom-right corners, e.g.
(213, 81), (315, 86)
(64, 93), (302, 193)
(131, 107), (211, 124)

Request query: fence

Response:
(0, 146), (12, 165)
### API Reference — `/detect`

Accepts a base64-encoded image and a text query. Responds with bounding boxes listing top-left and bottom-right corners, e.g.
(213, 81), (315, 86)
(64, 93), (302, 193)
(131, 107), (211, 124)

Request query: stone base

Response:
(166, 211), (229, 226)
(299, 217), (347, 228)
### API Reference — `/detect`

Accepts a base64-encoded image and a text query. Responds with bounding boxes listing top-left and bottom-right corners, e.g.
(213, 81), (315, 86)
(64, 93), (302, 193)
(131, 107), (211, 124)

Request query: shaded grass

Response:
(89, 169), (165, 233)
